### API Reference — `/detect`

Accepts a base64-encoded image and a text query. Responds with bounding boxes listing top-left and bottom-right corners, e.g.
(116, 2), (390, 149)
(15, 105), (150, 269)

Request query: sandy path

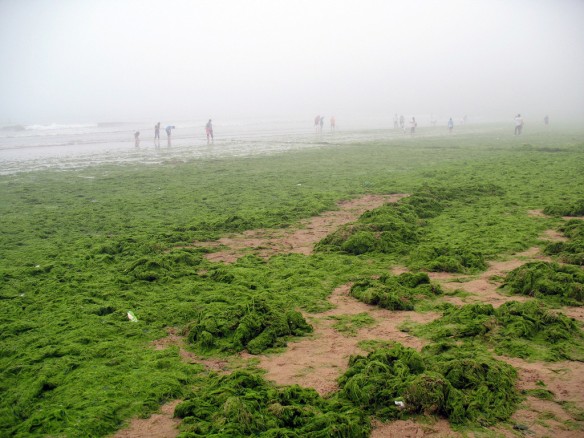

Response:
(202, 193), (409, 263)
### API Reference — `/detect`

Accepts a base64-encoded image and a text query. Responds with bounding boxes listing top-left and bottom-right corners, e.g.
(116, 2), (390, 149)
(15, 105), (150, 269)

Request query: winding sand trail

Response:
(201, 193), (409, 263)
(113, 197), (584, 438)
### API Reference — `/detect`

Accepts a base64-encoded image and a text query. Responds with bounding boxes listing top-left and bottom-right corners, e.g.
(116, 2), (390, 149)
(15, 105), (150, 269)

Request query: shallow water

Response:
(0, 117), (491, 175)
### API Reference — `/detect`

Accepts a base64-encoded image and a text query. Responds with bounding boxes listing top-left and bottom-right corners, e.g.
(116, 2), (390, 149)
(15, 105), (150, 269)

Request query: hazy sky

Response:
(1, 0), (583, 123)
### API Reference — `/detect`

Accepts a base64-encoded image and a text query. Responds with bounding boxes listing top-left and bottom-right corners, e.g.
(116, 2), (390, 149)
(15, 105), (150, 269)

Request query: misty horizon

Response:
(1, 0), (583, 125)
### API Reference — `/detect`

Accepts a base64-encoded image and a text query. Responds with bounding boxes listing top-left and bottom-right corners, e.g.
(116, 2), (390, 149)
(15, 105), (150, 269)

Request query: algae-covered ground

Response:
(1, 124), (584, 437)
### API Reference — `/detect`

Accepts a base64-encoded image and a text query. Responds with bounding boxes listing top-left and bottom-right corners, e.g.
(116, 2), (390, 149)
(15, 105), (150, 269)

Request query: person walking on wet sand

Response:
(448, 117), (454, 133)
(165, 125), (174, 146)
(206, 119), (214, 144)
(319, 116), (324, 133)
(514, 114), (523, 136)
(314, 115), (320, 132)
(330, 116), (336, 131)
(134, 131), (140, 147)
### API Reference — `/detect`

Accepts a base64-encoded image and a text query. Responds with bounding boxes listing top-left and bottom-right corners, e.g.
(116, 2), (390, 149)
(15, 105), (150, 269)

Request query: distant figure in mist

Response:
(514, 114), (523, 136)
(314, 115), (321, 132)
(410, 117), (417, 134)
(165, 125), (175, 146)
(330, 116), (336, 131)
(154, 122), (160, 148)
(393, 114), (398, 129)
(448, 118), (454, 133)
(319, 116), (324, 132)
(399, 114), (405, 130)
(134, 131), (140, 147)
(544, 115), (549, 126)
(206, 119), (214, 144)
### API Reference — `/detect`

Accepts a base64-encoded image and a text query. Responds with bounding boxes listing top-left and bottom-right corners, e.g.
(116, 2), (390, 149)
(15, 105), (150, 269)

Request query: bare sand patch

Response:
(494, 355), (584, 437)
(371, 418), (460, 438)
(111, 400), (180, 438)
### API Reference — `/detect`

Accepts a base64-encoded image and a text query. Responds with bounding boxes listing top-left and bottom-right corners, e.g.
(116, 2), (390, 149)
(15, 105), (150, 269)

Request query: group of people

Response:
(134, 119), (214, 148)
(314, 115), (336, 133)
(133, 112), (547, 148)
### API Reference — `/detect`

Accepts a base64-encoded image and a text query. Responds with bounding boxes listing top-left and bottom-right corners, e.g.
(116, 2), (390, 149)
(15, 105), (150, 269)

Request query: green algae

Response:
(174, 371), (370, 437)
(544, 219), (584, 265)
(502, 261), (584, 305)
(186, 296), (312, 354)
(328, 313), (377, 336)
(1, 127), (584, 436)
(410, 300), (584, 361)
(350, 272), (442, 310)
(337, 343), (520, 426)
(543, 199), (584, 217)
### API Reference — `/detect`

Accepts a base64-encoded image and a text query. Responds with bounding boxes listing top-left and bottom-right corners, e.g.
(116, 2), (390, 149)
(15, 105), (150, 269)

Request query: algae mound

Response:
(412, 300), (584, 361)
(350, 272), (442, 310)
(175, 371), (370, 437)
(543, 199), (584, 217)
(503, 261), (584, 305)
(187, 297), (312, 354)
(337, 343), (519, 426)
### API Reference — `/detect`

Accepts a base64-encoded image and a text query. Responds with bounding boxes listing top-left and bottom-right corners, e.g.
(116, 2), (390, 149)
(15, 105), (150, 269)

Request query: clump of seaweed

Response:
(337, 343), (519, 426)
(411, 301), (584, 361)
(544, 220), (584, 265)
(502, 261), (584, 305)
(543, 199), (584, 217)
(175, 371), (371, 437)
(186, 296), (312, 354)
(350, 272), (442, 310)
(409, 244), (487, 273)
(315, 202), (421, 255)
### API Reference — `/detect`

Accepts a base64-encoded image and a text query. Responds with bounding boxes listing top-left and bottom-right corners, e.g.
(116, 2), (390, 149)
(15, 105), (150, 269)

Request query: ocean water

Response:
(0, 115), (459, 175)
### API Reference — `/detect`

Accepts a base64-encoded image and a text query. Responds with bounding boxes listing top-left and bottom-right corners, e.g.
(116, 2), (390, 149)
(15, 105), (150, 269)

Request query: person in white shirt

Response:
(514, 114), (524, 135)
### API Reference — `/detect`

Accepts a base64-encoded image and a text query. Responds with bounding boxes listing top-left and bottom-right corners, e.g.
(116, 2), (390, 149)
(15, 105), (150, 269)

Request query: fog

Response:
(1, 0), (583, 124)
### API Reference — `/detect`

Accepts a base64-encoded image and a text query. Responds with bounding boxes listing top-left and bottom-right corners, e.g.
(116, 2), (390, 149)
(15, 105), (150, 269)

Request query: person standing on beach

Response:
(206, 119), (214, 144)
(134, 131), (140, 147)
(154, 122), (160, 147)
(165, 125), (174, 146)
(514, 114), (523, 135)
(399, 114), (405, 130)
(448, 117), (454, 133)
(393, 114), (398, 129)
(319, 116), (324, 133)
(330, 116), (336, 131)
(410, 117), (417, 134)
(544, 115), (549, 126)
(314, 115), (320, 132)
